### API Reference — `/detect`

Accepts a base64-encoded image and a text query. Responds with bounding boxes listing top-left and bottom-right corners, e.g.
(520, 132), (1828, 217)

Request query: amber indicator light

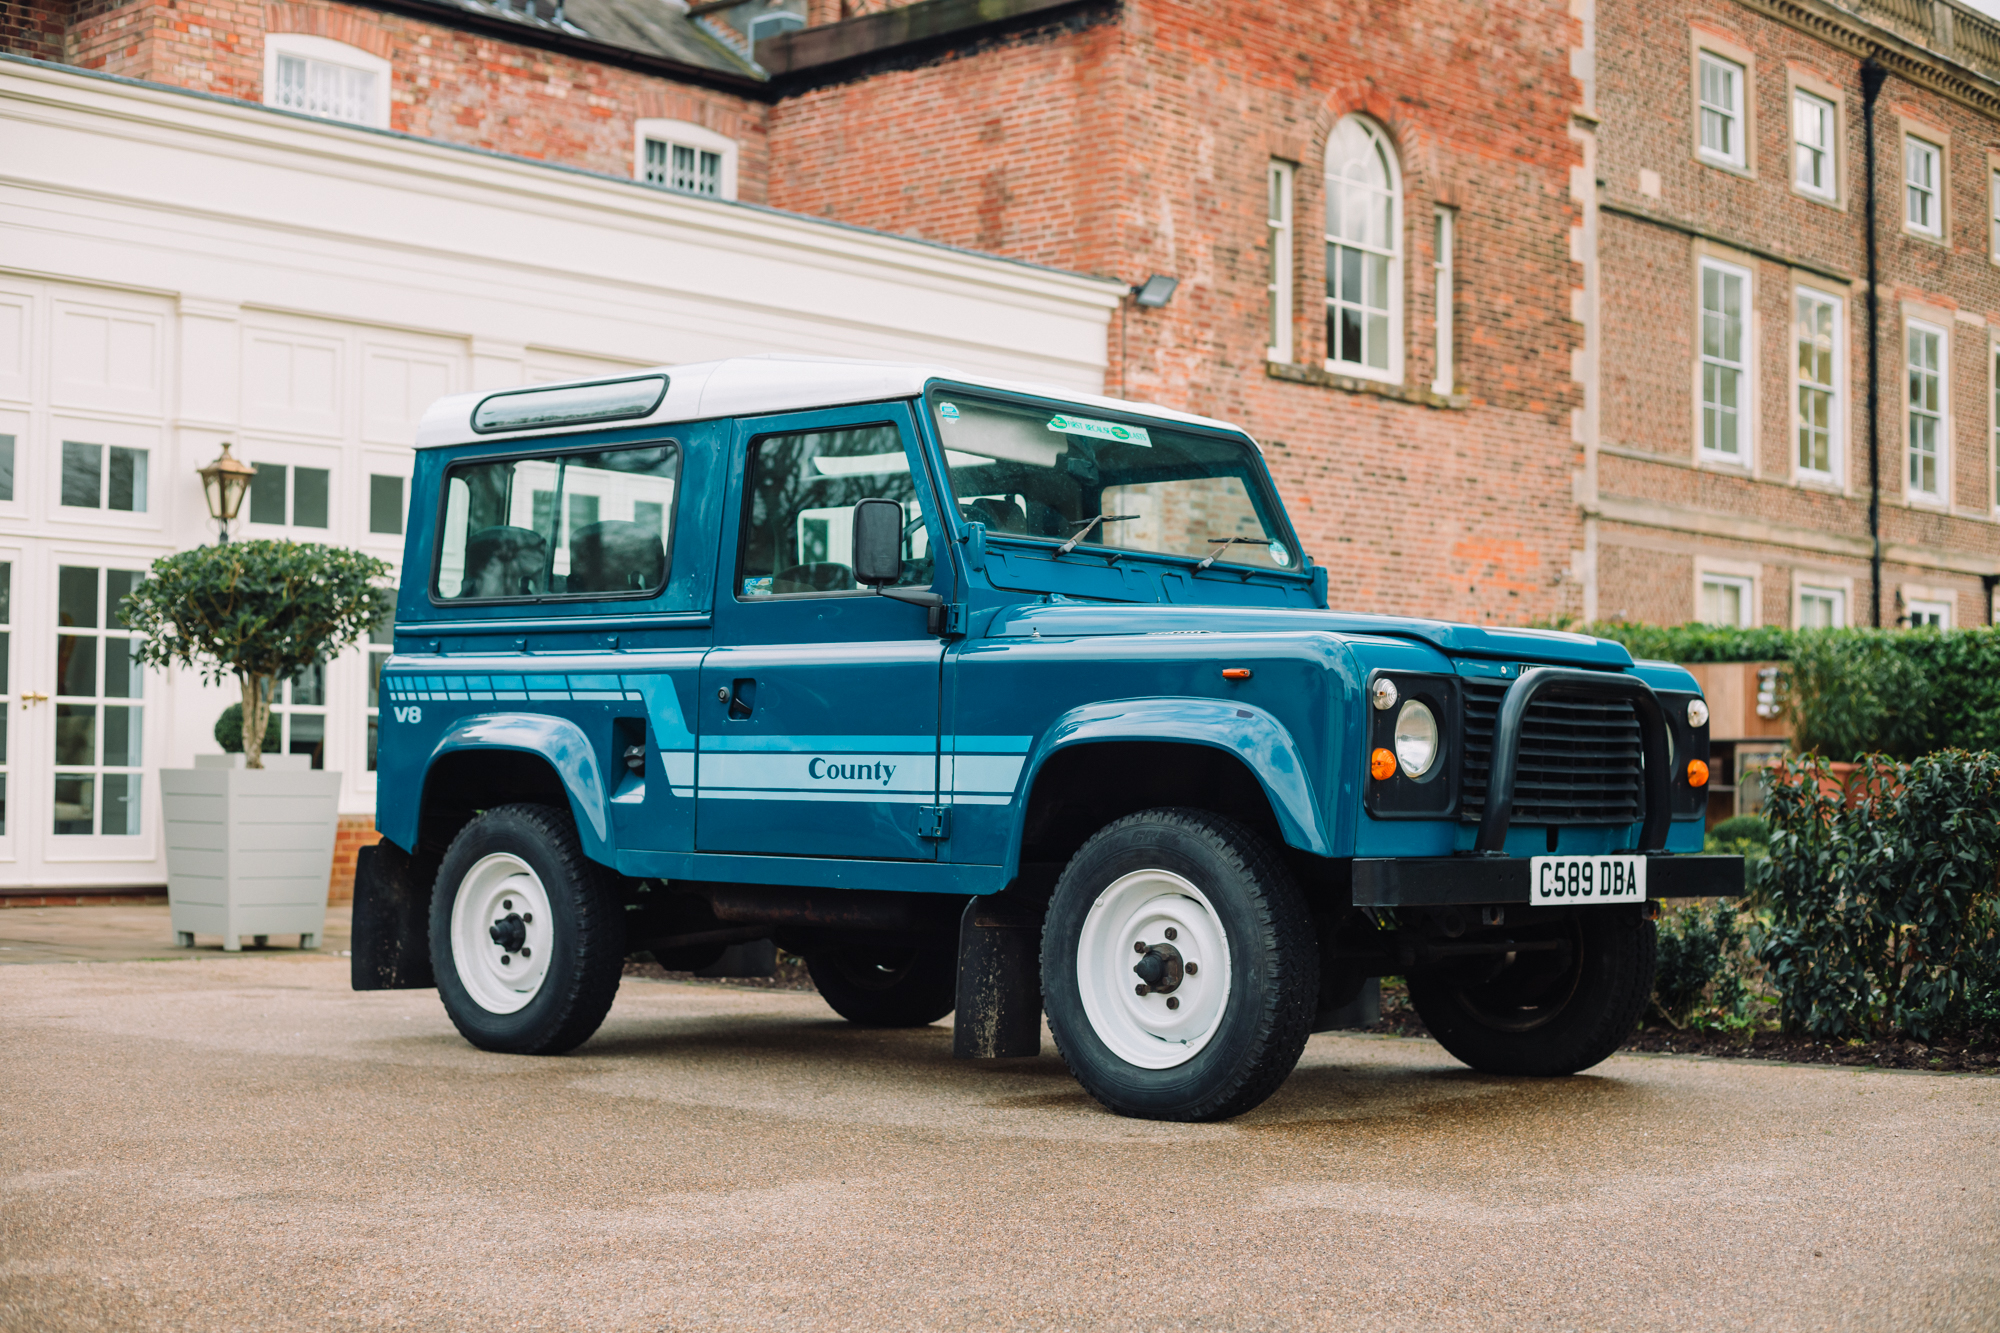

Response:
(1369, 748), (1397, 781)
(1687, 759), (1710, 788)
(1222, 668), (1252, 680)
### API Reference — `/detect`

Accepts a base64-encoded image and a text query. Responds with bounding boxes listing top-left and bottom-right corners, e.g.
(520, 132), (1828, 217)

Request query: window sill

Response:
(1266, 361), (1468, 409)
(1902, 226), (1947, 246)
(1696, 152), (1753, 179)
(1791, 184), (1842, 209)
(1695, 452), (1755, 474)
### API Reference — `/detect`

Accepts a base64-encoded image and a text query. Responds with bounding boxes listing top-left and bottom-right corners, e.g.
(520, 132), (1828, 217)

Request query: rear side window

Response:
(434, 443), (680, 602)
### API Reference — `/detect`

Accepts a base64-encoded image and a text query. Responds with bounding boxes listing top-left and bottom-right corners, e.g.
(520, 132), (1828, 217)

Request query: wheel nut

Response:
(503, 900), (513, 911)
(1164, 927), (1177, 941)
(521, 947), (532, 959)
(1133, 941), (1146, 954)
(1185, 962), (1199, 976)
(1134, 983), (1149, 997)
(523, 913), (533, 924)
(501, 955), (512, 965)
(1166, 996), (1180, 1010)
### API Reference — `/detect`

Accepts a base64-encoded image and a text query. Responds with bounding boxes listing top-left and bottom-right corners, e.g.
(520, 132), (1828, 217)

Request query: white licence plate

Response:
(1528, 855), (1647, 906)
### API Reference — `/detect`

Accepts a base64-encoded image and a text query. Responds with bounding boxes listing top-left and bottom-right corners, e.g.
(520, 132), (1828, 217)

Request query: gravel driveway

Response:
(2, 955), (1996, 1331)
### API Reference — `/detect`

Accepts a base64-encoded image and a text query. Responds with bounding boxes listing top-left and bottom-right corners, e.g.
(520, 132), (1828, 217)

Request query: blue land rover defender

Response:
(352, 356), (1741, 1122)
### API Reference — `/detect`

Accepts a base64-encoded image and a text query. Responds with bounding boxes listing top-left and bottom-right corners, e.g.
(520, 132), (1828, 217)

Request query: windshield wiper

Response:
(1056, 513), (1139, 556)
(1195, 536), (1266, 571)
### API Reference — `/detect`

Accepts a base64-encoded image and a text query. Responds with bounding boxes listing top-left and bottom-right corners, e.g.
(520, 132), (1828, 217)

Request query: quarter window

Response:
(1906, 136), (1942, 235)
(435, 443), (681, 602)
(1795, 289), (1840, 477)
(1700, 260), (1749, 460)
(1324, 117), (1401, 380)
(1907, 322), (1945, 498)
(1793, 89), (1835, 197)
(1698, 52), (1746, 168)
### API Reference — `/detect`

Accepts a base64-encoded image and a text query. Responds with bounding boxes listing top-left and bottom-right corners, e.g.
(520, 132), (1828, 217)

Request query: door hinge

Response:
(917, 805), (951, 840)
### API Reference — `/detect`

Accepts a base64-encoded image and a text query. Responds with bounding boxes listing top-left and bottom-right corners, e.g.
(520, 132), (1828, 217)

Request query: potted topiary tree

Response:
(124, 539), (394, 951)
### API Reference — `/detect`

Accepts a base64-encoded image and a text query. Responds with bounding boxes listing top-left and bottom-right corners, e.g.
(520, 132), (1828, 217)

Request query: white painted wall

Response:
(0, 57), (1121, 890)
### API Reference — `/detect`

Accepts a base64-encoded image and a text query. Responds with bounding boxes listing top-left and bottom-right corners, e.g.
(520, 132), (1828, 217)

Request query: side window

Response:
(433, 443), (680, 602)
(736, 425), (933, 597)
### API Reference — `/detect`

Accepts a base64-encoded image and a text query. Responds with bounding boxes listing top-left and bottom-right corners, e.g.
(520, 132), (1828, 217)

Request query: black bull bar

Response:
(1354, 667), (1744, 908)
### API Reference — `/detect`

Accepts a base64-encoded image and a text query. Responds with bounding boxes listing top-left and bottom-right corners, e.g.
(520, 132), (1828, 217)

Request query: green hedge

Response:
(1540, 622), (2000, 759)
(1759, 751), (2000, 1041)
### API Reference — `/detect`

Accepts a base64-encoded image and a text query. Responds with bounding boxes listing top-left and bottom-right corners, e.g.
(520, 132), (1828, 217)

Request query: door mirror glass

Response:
(851, 498), (904, 587)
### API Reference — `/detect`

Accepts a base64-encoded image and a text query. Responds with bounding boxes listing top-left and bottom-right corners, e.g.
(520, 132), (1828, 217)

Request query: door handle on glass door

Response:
(19, 691), (48, 708)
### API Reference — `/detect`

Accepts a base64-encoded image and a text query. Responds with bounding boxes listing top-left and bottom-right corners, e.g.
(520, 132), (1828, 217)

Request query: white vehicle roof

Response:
(414, 354), (1245, 449)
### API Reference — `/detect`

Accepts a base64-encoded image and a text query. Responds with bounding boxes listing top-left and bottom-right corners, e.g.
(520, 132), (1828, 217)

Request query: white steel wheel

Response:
(1075, 868), (1234, 1070)
(449, 852), (554, 1015)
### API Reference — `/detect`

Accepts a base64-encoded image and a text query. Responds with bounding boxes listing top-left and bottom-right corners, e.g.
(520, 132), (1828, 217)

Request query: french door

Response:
(3, 548), (162, 887)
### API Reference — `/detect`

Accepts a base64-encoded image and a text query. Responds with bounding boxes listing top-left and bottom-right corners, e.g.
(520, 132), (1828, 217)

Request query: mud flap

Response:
(350, 840), (436, 991)
(952, 892), (1043, 1058)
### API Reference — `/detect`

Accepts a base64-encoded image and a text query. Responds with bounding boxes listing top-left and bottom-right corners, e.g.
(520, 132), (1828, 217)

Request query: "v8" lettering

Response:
(393, 705), (422, 724)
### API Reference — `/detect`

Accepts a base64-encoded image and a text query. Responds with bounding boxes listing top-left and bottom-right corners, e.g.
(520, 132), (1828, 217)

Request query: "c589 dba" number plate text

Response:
(1528, 855), (1647, 905)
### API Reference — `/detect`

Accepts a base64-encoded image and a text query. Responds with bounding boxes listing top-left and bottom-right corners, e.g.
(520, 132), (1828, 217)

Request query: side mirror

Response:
(851, 498), (904, 587)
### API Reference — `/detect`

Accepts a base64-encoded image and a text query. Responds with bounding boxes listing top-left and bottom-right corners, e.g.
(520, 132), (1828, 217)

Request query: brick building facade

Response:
(1586, 0), (2000, 632)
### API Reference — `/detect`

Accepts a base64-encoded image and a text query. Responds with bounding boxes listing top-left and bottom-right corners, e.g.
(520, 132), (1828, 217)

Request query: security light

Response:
(1132, 274), (1180, 308)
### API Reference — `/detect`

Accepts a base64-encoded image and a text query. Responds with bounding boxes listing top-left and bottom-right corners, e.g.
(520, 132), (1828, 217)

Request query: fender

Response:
(1014, 697), (1332, 860)
(423, 713), (614, 861)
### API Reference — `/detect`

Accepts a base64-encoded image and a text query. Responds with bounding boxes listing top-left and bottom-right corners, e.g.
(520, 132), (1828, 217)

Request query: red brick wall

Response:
(0, 0), (69, 60)
(327, 814), (381, 904)
(50, 0), (771, 195)
(770, 0), (1588, 621)
(1595, 0), (2000, 626)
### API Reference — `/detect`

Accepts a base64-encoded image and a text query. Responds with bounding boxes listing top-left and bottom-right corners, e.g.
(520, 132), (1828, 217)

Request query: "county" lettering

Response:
(808, 758), (898, 787)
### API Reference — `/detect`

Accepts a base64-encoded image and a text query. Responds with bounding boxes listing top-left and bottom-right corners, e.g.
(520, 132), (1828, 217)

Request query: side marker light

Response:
(1687, 759), (1710, 787)
(1222, 668), (1252, 680)
(1370, 748), (1397, 781)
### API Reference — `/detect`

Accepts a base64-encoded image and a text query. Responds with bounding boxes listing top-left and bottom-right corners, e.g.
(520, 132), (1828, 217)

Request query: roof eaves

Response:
(351, 0), (769, 93)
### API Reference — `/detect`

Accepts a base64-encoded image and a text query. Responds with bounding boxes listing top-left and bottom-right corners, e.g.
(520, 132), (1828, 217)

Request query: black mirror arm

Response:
(876, 585), (956, 637)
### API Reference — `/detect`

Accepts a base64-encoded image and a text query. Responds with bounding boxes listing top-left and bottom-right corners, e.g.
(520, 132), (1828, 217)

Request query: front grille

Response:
(1459, 678), (1645, 825)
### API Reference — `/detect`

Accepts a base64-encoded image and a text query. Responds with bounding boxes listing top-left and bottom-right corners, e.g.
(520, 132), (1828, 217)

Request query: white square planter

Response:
(161, 758), (342, 951)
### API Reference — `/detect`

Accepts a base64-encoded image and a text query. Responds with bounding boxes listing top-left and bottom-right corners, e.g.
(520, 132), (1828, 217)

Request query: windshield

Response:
(927, 393), (1296, 571)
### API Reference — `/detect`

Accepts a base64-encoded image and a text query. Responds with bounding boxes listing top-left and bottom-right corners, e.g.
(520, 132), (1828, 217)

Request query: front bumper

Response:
(1353, 854), (1744, 907)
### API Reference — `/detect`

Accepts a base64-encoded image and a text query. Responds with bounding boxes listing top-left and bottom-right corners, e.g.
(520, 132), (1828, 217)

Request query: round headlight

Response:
(1686, 698), (1710, 729)
(1394, 700), (1440, 779)
(1371, 677), (1399, 711)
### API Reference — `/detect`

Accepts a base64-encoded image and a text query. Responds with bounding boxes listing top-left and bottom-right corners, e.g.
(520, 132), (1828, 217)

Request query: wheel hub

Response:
(449, 855), (554, 1015)
(488, 912), (528, 954)
(1076, 870), (1232, 1070)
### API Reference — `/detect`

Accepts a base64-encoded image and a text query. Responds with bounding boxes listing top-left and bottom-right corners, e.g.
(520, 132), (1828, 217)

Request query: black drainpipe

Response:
(1861, 58), (1888, 628)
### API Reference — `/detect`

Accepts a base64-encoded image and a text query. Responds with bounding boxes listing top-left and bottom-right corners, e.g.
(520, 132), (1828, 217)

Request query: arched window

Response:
(1324, 117), (1402, 381)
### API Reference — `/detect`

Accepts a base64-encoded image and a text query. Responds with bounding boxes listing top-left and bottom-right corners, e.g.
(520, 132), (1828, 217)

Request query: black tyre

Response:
(1406, 904), (1655, 1076)
(807, 940), (957, 1027)
(430, 803), (625, 1055)
(1041, 809), (1318, 1122)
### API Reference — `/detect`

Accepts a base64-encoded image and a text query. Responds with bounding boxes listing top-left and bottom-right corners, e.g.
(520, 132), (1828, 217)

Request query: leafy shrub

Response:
(213, 702), (279, 754)
(123, 540), (392, 768)
(1708, 815), (1768, 846)
(1782, 632), (1933, 761)
(1653, 900), (1751, 1029)
(1529, 619), (1798, 663)
(1759, 751), (2000, 1041)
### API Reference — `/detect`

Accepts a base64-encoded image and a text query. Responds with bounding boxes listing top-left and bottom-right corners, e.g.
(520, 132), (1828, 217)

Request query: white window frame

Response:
(1906, 135), (1943, 237)
(1266, 161), (1294, 363)
(1906, 318), (1948, 502)
(1699, 572), (1757, 627)
(1697, 51), (1747, 170)
(633, 119), (739, 201)
(262, 34), (391, 129)
(1794, 286), (1842, 483)
(1792, 88), (1836, 200)
(1795, 582), (1848, 629)
(1904, 597), (1951, 629)
(1432, 207), (1455, 396)
(1698, 257), (1752, 464)
(1989, 166), (2000, 262)
(1323, 115), (1403, 385)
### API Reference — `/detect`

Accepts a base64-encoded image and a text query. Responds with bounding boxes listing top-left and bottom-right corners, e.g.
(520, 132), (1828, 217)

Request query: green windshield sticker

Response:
(1047, 413), (1151, 447)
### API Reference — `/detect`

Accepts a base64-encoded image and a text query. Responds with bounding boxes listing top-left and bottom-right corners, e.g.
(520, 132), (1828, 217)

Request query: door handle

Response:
(18, 691), (47, 709)
(719, 678), (756, 720)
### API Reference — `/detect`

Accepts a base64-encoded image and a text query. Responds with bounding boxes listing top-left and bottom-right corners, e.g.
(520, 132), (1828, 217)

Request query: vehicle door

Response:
(697, 404), (949, 862)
